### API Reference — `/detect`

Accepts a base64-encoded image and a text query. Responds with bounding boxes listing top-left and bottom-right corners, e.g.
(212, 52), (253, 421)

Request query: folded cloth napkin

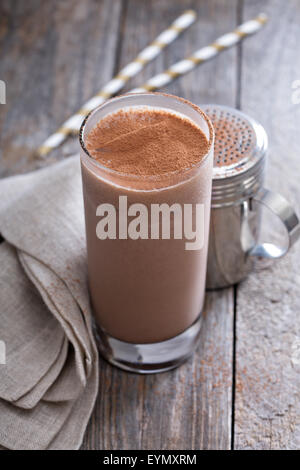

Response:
(0, 156), (98, 450)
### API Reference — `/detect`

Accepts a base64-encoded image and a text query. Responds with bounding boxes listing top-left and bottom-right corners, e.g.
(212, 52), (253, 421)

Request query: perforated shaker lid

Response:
(202, 104), (268, 180)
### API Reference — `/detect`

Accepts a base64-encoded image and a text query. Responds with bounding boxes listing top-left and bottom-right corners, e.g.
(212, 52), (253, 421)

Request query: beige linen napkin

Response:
(0, 156), (98, 450)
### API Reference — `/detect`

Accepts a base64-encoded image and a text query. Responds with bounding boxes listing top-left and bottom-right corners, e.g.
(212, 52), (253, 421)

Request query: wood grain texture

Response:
(4, 0), (299, 451)
(0, 0), (123, 176)
(81, 0), (238, 450)
(234, 0), (300, 449)
(120, 0), (239, 107)
(0, 0), (238, 451)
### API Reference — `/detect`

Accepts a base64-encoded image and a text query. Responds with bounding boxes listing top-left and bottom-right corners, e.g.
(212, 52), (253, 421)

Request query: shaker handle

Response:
(249, 188), (300, 259)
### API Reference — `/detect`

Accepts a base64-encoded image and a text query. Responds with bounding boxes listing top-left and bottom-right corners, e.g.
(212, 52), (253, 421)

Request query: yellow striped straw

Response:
(131, 13), (268, 93)
(38, 10), (197, 157)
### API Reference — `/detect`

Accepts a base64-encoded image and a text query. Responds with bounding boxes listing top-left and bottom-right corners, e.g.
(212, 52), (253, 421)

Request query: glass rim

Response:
(79, 92), (215, 183)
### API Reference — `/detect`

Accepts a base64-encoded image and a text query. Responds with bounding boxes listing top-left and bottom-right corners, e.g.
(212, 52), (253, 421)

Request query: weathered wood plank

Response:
(120, 0), (239, 107)
(0, 0), (123, 176)
(82, 0), (238, 450)
(235, 0), (300, 449)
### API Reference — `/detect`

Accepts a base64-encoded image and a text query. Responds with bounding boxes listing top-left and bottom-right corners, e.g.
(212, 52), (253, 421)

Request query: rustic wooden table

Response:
(1, 0), (299, 450)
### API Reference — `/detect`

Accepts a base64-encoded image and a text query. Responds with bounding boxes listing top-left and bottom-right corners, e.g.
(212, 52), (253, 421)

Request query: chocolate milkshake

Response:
(80, 93), (214, 373)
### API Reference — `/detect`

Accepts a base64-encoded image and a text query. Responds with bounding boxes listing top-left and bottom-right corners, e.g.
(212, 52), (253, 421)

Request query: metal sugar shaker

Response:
(202, 104), (300, 289)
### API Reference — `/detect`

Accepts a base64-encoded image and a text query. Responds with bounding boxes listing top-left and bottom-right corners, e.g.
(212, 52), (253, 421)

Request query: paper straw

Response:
(131, 13), (268, 93)
(37, 10), (197, 157)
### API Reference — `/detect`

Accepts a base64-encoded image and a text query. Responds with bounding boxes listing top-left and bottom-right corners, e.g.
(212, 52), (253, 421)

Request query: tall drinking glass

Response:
(80, 93), (214, 373)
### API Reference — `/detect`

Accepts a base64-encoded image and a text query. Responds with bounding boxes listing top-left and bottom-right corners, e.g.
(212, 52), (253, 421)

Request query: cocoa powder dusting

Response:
(86, 108), (209, 176)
